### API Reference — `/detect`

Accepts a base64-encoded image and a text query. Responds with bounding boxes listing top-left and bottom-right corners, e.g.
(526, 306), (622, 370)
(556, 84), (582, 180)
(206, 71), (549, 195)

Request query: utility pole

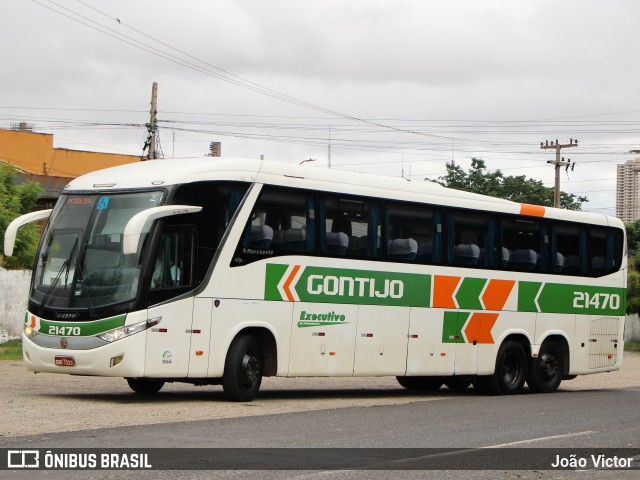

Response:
(540, 138), (578, 208)
(144, 82), (159, 160)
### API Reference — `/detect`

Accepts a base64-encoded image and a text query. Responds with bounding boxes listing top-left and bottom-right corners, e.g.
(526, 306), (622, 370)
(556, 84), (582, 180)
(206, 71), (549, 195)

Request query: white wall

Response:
(0, 267), (31, 337)
(625, 314), (640, 343)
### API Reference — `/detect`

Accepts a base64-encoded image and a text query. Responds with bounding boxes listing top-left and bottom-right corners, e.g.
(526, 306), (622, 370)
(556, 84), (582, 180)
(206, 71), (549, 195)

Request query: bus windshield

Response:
(31, 191), (164, 316)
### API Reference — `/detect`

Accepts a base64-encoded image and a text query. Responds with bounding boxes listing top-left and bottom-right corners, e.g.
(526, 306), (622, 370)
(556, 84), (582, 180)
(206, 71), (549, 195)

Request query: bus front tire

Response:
(222, 334), (264, 402)
(475, 341), (528, 395)
(396, 376), (443, 391)
(527, 341), (563, 393)
(126, 378), (165, 395)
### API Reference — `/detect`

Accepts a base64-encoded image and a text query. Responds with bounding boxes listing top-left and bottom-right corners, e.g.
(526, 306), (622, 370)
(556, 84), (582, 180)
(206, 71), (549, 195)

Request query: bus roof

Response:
(64, 157), (621, 228)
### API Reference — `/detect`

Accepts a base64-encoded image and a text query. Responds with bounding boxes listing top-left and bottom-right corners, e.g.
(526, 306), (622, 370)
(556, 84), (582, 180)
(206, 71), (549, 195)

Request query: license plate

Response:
(55, 356), (75, 367)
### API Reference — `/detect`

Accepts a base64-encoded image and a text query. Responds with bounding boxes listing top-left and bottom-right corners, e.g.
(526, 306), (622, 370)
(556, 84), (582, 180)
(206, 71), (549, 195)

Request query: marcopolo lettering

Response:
(306, 274), (404, 299)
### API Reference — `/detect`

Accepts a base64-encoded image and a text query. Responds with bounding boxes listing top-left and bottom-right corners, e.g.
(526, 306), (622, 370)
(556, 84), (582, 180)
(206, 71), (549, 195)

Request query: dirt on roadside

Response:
(1, 352), (638, 438)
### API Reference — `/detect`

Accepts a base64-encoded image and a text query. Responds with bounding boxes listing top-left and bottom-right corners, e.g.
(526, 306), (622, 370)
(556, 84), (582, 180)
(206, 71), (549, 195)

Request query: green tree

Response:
(438, 159), (588, 210)
(0, 163), (43, 269)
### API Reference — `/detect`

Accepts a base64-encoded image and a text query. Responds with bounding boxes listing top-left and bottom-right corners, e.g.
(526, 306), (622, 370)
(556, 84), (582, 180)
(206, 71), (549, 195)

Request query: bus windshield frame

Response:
(30, 191), (165, 320)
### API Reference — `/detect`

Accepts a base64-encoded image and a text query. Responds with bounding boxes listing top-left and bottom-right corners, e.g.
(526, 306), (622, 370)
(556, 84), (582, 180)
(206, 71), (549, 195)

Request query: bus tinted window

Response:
(590, 227), (623, 276)
(386, 202), (441, 263)
(321, 195), (381, 260)
(172, 181), (249, 282)
(501, 217), (548, 272)
(446, 210), (497, 268)
(552, 222), (587, 275)
(235, 186), (315, 265)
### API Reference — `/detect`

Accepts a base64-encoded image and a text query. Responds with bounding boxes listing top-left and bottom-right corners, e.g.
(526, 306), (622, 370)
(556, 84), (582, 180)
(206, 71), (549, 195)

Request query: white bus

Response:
(4, 158), (626, 401)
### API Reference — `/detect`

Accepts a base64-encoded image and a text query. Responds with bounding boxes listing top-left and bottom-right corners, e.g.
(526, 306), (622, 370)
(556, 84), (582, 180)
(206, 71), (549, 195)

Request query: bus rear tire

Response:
(396, 376), (443, 390)
(126, 378), (165, 395)
(476, 341), (528, 395)
(527, 341), (563, 393)
(223, 334), (264, 402)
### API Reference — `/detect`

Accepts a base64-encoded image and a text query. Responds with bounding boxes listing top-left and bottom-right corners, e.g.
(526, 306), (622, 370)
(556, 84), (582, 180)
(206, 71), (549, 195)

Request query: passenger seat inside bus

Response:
(389, 238), (418, 261)
(249, 224), (274, 249)
(509, 249), (537, 271)
(453, 243), (480, 266)
(326, 231), (349, 255)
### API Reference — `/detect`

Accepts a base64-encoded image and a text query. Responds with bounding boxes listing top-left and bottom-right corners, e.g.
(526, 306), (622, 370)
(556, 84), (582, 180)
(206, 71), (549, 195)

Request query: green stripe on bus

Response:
(518, 282), (625, 315)
(37, 314), (127, 337)
(442, 311), (469, 343)
(265, 264), (431, 307)
(455, 278), (487, 310)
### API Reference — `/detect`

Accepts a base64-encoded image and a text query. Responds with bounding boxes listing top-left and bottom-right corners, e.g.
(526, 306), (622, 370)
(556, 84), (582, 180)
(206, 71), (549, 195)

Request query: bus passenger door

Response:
(406, 308), (456, 375)
(145, 297), (194, 377)
(288, 302), (358, 376)
(188, 298), (213, 377)
(144, 226), (199, 377)
(353, 305), (410, 376)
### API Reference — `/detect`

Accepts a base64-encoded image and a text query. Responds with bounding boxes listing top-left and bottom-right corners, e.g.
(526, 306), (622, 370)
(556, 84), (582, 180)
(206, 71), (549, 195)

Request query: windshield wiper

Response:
(41, 238), (78, 308)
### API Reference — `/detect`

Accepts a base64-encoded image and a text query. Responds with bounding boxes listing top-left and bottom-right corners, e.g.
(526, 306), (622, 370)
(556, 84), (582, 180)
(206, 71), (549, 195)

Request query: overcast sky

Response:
(2, 0), (640, 216)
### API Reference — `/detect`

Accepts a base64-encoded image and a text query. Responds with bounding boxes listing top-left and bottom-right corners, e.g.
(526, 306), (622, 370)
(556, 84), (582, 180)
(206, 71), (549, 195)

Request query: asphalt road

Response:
(1, 355), (640, 479)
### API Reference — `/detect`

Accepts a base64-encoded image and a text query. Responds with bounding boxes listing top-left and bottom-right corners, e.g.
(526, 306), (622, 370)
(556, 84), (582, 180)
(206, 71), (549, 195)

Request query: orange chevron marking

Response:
(482, 279), (516, 311)
(433, 275), (461, 309)
(283, 265), (301, 302)
(464, 312), (499, 344)
(519, 203), (545, 217)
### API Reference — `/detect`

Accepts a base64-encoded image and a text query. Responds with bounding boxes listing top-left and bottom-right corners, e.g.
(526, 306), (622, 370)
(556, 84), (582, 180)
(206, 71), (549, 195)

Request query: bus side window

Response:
(234, 186), (315, 266)
(502, 217), (546, 272)
(385, 201), (440, 263)
(446, 210), (497, 268)
(320, 195), (381, 260)
(150, 227), (195, 291)
(590, 227), (623, 276)
(551, 222), (587, 275)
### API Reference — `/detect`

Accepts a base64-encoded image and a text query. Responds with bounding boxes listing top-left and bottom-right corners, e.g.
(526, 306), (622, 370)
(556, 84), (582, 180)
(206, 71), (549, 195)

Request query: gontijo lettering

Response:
(306, 274), (404, 299)
(265, 264), (431, 307)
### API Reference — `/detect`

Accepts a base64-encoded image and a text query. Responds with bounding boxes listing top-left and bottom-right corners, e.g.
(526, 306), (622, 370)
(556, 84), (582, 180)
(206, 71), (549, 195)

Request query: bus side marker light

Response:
(608, 354), (613, 359)
(329, 352), (336, 356)
(440, 352), (446, 357)
(312, 332), (325, 337)
(409, 334), (419, 339)
(196, 350), (204, 356)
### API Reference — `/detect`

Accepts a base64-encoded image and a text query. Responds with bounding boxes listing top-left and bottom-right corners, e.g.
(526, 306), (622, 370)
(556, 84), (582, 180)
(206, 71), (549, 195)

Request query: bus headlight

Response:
(24, 325), (38, 338)
(97, 317), (161, 343)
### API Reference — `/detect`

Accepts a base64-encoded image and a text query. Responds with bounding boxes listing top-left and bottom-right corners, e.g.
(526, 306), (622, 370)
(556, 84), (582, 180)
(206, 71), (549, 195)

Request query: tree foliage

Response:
(625, 220), (640, 314)
(0, 164), (43, 269)
(438, 158), (588, 211)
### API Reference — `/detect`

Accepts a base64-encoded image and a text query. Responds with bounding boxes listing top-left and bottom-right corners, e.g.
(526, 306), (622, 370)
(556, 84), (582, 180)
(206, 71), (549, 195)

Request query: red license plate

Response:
(54, 356), (75, 367)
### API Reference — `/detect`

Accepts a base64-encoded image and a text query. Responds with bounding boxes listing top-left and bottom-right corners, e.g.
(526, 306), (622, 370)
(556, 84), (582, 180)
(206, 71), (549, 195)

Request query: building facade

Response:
(616, 158), (640, 223)
(0, 128), (142, 208)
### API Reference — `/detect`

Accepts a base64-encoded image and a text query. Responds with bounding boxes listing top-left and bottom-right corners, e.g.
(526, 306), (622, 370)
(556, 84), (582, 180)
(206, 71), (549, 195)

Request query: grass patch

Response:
(0, 340), (22, 361)
(625, 341), (640, 353)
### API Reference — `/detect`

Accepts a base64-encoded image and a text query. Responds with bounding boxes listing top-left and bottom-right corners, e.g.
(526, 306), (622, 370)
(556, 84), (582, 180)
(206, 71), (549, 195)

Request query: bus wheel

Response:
(477, 341), (528, 395)
(223, 334), (264, 402)
(527, 341), (563, 393)
(444, 379), (472, 390)
(126, 378), (165, 395)
(396, 376), (443, 390)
